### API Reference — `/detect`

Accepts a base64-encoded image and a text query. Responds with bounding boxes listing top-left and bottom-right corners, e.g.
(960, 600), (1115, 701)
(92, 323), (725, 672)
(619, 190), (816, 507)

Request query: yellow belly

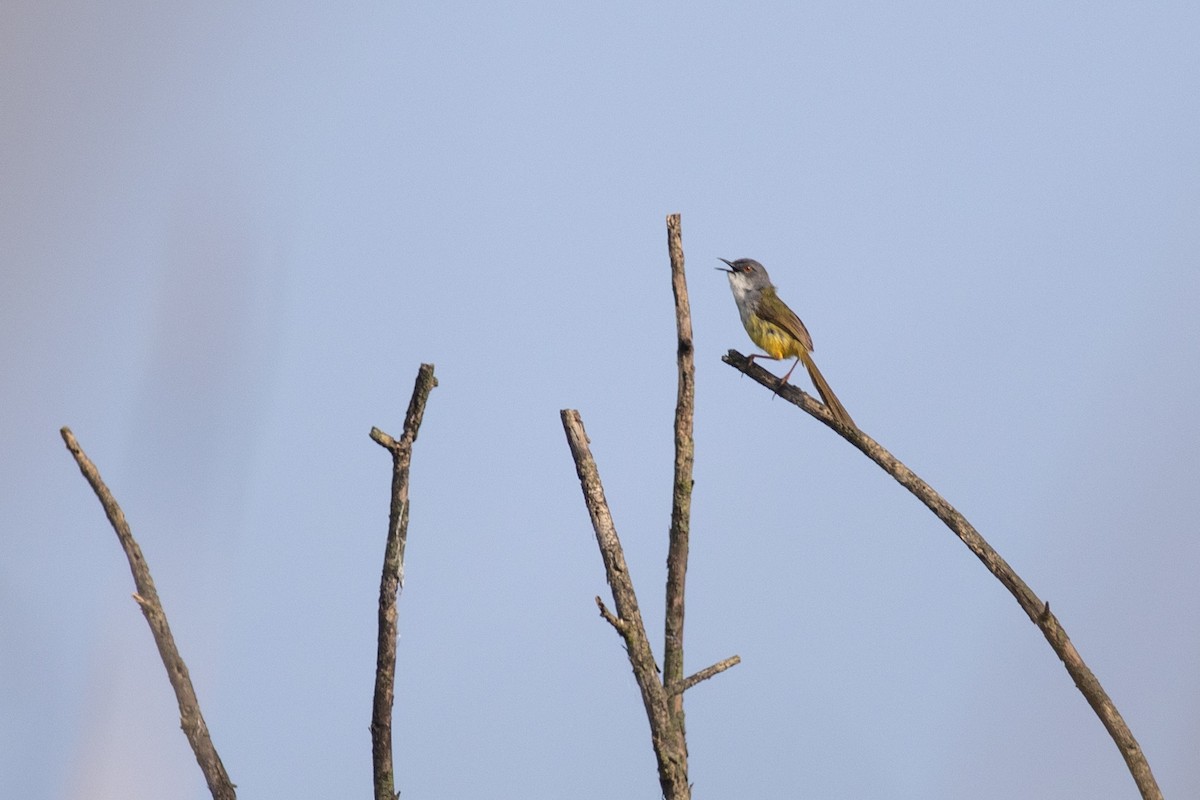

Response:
(745, 314), (804, 360)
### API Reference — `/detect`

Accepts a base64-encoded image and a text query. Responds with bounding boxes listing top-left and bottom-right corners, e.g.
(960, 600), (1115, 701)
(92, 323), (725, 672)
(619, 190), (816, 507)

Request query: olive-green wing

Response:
(757, 288), (815, 352)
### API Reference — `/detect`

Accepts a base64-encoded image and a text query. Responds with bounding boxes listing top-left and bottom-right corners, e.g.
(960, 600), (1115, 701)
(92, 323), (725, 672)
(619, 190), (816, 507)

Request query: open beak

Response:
(717, 258), (735, 272)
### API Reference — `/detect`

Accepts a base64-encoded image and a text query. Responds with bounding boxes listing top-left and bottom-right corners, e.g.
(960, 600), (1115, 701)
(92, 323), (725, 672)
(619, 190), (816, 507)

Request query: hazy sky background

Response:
(3, 3), (1198, 798)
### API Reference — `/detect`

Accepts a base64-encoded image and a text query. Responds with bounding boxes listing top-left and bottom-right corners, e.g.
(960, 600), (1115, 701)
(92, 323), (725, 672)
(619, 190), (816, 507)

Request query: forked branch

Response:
(559, 215), (739, 799)
(561, 409), (689, 799)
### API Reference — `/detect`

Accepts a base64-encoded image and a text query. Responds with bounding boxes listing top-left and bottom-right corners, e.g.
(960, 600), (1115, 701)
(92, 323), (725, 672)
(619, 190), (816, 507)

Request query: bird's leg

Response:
(745, 353), (791, 397)
(779, 356), (800, 385)
(771, 357), (802, 397)
(747, 353), (779, 365)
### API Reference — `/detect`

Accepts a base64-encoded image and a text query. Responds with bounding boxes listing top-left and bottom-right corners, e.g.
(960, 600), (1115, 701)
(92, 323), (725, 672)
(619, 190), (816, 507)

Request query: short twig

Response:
(669, 655), (742, 697)
(595, 596), (626, 633)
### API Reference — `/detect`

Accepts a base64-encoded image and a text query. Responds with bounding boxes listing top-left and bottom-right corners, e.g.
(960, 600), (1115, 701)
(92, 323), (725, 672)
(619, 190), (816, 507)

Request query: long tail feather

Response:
(800, 351), (855, 428)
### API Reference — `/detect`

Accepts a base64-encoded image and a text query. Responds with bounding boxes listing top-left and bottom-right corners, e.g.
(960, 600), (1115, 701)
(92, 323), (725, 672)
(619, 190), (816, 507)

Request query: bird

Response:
(718, 257), (855, 427)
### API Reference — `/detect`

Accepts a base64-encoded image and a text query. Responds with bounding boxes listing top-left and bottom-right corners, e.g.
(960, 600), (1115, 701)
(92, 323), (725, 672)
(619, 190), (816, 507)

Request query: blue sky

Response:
(3, 3), (1199, 798)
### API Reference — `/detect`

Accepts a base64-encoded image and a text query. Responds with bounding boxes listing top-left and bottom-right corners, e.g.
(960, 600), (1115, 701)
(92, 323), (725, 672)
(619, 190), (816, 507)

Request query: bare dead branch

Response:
(558, 217), (740, 797)
(60, 427), (236, 800)
(721, 349), (1162, 800)
(670, 655), (743, 697)
(663, 212), (695, 742)
(595, 596), (626, 634)
(369, 363), (438, 800)
(560, 409), (689, 799)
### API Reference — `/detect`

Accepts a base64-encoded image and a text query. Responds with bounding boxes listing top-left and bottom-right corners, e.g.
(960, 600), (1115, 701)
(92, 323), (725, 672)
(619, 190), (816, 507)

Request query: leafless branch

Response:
(560, 409), (688, 799)
(595, 596), (626, 634)
(369, 363), (438, 800)
(721, 349), (1162, 800)
(669, 655), (743, 697)
(60, 427), (236, 800)
(663, 212), (696, 741)
(559, 216), (742, 798)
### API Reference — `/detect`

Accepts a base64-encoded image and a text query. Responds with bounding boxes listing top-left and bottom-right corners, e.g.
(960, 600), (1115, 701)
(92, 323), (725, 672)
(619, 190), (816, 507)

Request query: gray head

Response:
(717, 258), (773, 291)
(718, 258), (775, 324)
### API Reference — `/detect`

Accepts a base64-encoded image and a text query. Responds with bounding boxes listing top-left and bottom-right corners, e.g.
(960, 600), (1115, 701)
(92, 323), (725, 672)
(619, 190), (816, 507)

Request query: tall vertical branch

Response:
(368, 363), (438, 800)
(721, 350), (1162, 800)
(663, 213), (695, 741)
(60, 427), (237, 800)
